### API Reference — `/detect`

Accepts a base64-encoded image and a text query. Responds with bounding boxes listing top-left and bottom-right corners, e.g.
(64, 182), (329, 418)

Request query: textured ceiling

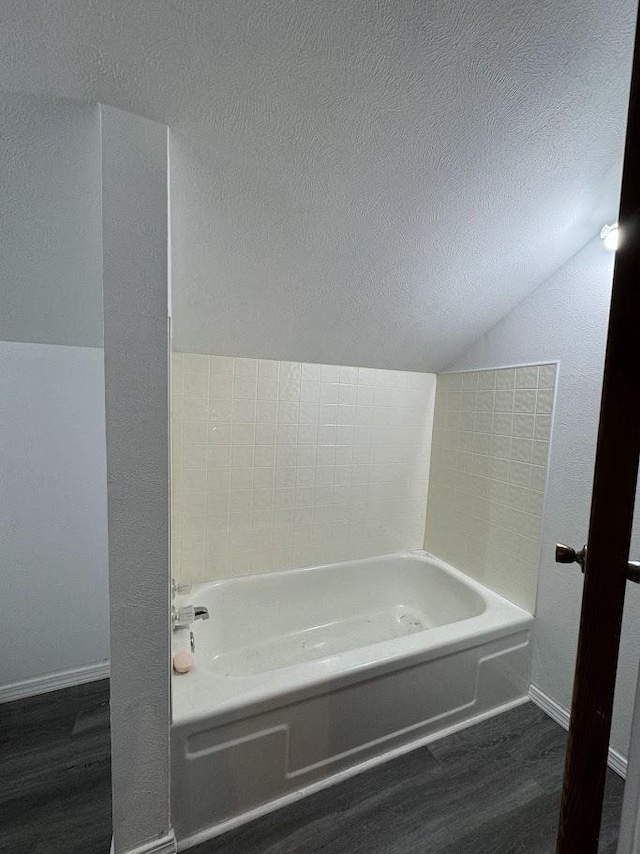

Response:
(0, 0), (636, 370)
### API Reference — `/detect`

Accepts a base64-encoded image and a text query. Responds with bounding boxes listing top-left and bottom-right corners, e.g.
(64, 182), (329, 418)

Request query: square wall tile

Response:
(183, 353), (209, 373)
(209, 376), (233, 399)
(512, 414), (535, 438)
(538, 364), (557, 388)
(234, 358), (258, 377)
(302, 363), (322, 380)
(514, 389), (536, 414)
(495, 368), (515, 389)
(184, 372), (208, 397)
(258, 359), (280, 378)
(494, 390), (514, 412)
(536, 388), (554, 415)
(257, 378), (278, 400)
(172, 353), (436, 581)
(515, 366), (539, 388)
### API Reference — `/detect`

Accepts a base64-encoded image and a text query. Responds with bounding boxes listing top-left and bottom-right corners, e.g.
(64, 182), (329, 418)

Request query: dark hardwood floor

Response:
(0, 685), (625, 854)
(0, 679), (111, 854)
(189, 703), (625, 854)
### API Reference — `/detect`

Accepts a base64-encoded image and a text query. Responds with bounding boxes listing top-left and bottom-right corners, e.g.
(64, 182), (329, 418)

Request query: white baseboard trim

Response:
(177, 695), (530, 851)
(110, 830), (177, 854)
(0, 661), (110, 704)
(529, 684), (627, 779)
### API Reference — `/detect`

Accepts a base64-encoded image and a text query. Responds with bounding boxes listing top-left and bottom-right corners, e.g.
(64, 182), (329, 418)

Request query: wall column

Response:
(101, 105), (174, 854)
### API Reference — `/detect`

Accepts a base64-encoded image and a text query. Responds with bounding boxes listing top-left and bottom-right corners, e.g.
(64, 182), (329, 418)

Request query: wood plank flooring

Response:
(190, 703), (625, 854)
(0, 685), (625, 853)
(0, 680), (111, 854)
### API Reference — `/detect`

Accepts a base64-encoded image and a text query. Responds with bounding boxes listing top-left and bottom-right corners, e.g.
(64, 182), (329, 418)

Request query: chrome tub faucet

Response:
(171, 577), (209, 630)
(172, 604), (209, 630)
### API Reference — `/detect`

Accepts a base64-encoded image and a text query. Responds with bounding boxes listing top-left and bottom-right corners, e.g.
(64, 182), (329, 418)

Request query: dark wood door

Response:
(556, 13), (640, 854)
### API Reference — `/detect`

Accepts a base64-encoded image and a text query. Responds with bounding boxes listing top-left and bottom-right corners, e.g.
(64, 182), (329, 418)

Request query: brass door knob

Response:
(556, 543), (587, 572)
(556, 544), (640, 583)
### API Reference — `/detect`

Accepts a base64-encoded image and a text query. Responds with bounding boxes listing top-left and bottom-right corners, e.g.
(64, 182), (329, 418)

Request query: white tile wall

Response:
(424, 363), (557, 611)
(172, 354), (436, 581)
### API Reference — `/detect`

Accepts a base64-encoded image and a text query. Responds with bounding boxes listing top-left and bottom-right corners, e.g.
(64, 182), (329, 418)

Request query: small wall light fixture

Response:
(600, 222), (620, 251)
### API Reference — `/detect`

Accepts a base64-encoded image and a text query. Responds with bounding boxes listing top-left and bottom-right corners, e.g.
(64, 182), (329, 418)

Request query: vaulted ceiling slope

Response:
(1, 0), (635, 370)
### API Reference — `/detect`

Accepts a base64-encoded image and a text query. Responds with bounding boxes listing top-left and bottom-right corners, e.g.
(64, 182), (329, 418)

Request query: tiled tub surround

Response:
(424, 364), (557, 611)
(171, 354), (436, 581)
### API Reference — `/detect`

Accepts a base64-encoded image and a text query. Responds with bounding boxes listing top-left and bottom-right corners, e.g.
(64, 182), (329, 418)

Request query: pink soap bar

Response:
(173, 651), (193, 674)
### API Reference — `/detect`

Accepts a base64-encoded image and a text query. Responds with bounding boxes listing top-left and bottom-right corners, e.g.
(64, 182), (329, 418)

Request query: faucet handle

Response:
(172, 605), (195, 630)
(172, 578), (192, 599)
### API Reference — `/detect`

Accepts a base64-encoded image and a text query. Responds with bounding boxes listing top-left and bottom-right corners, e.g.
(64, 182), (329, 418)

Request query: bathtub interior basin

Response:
(202, 554), (487, 677)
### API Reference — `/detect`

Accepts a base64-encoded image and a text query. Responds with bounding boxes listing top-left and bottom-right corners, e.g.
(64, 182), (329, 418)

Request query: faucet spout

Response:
(172, 604), (210, 630)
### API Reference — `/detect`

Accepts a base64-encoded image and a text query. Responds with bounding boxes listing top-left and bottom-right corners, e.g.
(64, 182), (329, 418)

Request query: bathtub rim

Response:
(181, 547), (483, 594)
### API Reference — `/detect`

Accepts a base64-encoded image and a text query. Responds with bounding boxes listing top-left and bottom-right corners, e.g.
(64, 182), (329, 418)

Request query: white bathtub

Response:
(171, 551), (533, 848)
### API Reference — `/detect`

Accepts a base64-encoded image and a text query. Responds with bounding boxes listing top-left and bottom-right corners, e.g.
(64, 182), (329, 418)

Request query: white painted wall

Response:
(0, 93), (109, 697)
(0, 93), (103, 347)
(451, 237), (640, 760)
(0, 341), (109, 690)
(101, 105), (173, 854)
